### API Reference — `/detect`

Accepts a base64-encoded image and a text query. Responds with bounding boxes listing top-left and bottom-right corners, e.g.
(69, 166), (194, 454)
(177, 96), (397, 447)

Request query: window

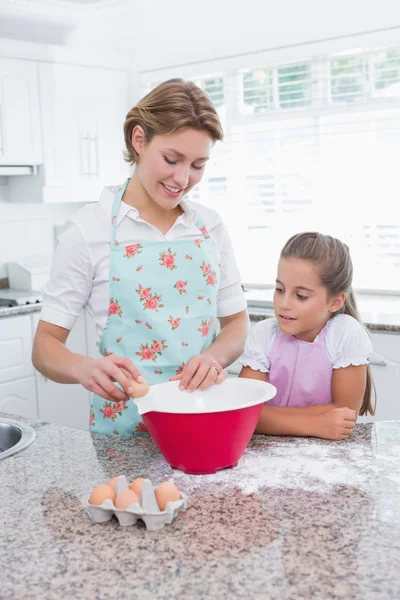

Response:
(141, 45), (400, 291)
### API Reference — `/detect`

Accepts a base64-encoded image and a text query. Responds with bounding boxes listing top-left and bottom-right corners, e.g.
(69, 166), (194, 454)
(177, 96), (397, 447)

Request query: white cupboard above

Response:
(8, 61), (131, 203)
(0, 57), (42, 168)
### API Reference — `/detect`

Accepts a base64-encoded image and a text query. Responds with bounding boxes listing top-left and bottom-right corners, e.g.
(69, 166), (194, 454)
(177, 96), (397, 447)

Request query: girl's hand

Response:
(316, 407), (356, 440)
(170, 354), (226, 392)
(76, 355), (144, 402)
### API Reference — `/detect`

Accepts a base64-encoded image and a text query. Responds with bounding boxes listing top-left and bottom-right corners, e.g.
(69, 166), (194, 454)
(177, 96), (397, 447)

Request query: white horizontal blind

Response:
(141, 45), (400, 291)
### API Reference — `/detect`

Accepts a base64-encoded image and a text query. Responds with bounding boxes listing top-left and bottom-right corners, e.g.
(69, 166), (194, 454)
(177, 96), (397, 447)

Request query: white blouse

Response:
(41, 183), (247, 343)
(240, 313), (373, 372)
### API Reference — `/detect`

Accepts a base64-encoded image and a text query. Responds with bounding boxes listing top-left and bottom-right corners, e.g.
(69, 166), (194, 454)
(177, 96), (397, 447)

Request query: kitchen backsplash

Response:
(0, 179), (83, 279)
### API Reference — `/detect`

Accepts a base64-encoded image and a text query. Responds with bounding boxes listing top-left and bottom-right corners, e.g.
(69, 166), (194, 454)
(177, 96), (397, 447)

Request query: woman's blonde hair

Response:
(281, 231), (375, 416)
(123, 78), (224, 165)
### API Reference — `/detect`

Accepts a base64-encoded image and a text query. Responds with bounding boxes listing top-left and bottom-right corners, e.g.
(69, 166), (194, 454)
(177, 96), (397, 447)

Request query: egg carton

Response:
(83, 476), (188, 531)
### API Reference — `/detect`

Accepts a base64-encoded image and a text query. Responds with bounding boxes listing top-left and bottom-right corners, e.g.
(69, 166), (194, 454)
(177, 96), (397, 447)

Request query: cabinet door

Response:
(358, 332), (400, 423)
(0, 57), (42, 165)
(39, 62), (91, 188)
(38, 63), (129, 198)
(32, 312), (91, 430)
(0, 315), (33, 384)
(90, 69), (131, 185)
(0, 376), (38, 418)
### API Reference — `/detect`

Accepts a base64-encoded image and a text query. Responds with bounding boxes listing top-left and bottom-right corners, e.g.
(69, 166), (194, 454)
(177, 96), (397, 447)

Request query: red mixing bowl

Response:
(133, 378), (276, 475)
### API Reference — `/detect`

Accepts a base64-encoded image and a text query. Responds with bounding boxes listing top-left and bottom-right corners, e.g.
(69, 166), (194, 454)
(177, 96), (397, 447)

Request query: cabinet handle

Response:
(0, 105), (4, 154)
(81, 133), (89, 175)
(370, 353), (387, 367)
(89, 133), (98, 176)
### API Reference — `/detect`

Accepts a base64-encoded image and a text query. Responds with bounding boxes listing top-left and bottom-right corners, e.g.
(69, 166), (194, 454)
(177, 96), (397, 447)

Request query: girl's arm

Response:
(331, 365), (367, 414)
(240, 366), (356, 440)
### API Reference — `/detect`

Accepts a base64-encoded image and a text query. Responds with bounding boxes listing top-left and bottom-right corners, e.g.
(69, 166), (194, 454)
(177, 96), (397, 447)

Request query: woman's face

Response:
(133, 127), (213, 210)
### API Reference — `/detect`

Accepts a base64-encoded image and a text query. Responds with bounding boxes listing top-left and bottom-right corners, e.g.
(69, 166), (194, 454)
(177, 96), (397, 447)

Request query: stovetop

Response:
(0, 289), (43, 307)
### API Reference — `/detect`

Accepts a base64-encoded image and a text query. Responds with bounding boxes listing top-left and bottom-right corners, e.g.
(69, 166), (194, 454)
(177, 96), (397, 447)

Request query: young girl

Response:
(239, 232), (375, 441)
(32, 79), (248, 437)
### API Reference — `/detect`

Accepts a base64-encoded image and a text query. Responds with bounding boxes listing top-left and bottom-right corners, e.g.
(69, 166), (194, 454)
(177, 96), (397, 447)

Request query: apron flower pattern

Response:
(135, 339), (168, 362)
(89, 178), (220, 437)
(123, 243), (143, 258)
(168, 316), (181, 330)
(108, 299), (123, 316)
(159, 248), (177, 270)
(135, 285), (164, 311)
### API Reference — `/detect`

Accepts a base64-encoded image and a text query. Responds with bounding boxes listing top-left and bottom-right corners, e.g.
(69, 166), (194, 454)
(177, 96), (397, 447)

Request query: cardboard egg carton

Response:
(83, 476), (187, 531)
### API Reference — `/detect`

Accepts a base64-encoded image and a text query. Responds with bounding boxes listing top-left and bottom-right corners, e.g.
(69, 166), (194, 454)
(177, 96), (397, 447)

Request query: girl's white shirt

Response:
(41, 184), (247, 343)
(240, 313), (373, 372)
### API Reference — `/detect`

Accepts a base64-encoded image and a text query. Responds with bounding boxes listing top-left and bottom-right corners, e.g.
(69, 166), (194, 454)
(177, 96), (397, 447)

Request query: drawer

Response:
(0, 315), (34, 383)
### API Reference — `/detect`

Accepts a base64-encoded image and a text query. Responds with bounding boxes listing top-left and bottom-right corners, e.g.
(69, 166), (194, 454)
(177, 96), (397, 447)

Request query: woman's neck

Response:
(122, 173), (183, 233)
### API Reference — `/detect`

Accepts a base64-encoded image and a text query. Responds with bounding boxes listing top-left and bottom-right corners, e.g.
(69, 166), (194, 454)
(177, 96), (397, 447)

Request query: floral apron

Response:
(89, 179), (220, 437)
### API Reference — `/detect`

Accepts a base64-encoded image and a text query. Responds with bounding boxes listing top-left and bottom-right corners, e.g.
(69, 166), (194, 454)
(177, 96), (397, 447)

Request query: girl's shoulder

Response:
(240, 318), (279, 373)
(326, 313), (368, 337)
(326, 314), (373, 368)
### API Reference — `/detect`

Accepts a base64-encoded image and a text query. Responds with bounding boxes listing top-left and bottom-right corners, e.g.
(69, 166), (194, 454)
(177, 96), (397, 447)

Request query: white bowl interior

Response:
(135, 378), (277, 415)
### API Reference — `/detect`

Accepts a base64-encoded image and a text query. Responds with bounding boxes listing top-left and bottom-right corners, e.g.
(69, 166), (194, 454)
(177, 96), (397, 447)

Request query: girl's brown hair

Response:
(123, 78), (224, 165)
(280, 231), (375, 415)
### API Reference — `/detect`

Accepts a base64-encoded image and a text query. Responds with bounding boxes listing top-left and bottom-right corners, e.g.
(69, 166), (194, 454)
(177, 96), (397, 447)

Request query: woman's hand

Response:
(315, 407), (356, 440)
(170, 354), (226, 392)
(75, 355), (144, 402)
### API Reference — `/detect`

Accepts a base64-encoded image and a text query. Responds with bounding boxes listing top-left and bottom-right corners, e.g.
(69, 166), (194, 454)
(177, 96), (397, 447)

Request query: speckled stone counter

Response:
(1, 413), (400, 600)
(246, 288), (400, 333)
(0, 303), (42, 318)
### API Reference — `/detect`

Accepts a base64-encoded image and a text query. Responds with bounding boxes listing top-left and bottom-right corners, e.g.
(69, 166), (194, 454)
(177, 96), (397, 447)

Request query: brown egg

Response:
(129, 477), (145, 496)
(114, 489), (140, 510)
(109, 476), (119, 492)
(129, 378), (150, 399)
(89, 484), (116, 506)
(155, 482), (181, 511)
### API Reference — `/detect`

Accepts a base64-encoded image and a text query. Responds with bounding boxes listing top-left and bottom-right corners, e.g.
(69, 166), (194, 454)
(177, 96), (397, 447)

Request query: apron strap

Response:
(111, 179), (130, 245)
(195, 219), (210, 239)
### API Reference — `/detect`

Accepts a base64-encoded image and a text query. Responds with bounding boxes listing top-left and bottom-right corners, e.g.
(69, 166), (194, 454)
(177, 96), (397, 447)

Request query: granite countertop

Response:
(245, 288), (400, 333)
(1, 412), (400, 600)
(1, 292), (398, 333)
(0, 302), (43, 318)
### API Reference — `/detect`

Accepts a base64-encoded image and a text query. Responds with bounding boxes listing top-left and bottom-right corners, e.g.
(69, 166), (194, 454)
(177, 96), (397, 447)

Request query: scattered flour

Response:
(172, 443), (371, 494)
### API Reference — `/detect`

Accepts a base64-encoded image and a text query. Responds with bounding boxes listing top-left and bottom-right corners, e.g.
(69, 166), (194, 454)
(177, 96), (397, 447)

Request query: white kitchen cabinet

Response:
(0, 57), (42, 166)
(36, 62), (130, 203)
(0, 376), (38, 419)
(0, 314), (37, 418)
(32, 312), (91, 430)
(359, 332), (400, 423)
(0, 315), (34, 384)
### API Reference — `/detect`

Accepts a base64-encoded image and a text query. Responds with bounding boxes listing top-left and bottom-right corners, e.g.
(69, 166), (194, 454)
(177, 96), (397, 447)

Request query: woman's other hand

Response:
(76, 355), (144, 402)
(169, 354), (226, 392)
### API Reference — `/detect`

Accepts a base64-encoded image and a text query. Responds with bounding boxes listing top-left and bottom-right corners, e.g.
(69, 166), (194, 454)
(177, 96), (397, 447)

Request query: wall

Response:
(133, 0), (400, 72)
(0, 179), (83, 279)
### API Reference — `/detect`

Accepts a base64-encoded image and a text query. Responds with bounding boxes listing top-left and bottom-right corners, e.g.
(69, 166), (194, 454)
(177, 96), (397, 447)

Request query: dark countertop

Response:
(1, 412), (400, 599)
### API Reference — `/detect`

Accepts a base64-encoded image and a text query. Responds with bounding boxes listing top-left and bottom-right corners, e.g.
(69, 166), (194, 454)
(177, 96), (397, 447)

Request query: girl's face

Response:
(132, 127), (213, 210)
(273, 258), (344, 342)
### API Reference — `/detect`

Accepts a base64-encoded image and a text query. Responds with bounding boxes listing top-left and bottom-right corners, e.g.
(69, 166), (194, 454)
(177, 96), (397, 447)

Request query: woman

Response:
(32, 78), (248, 437)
